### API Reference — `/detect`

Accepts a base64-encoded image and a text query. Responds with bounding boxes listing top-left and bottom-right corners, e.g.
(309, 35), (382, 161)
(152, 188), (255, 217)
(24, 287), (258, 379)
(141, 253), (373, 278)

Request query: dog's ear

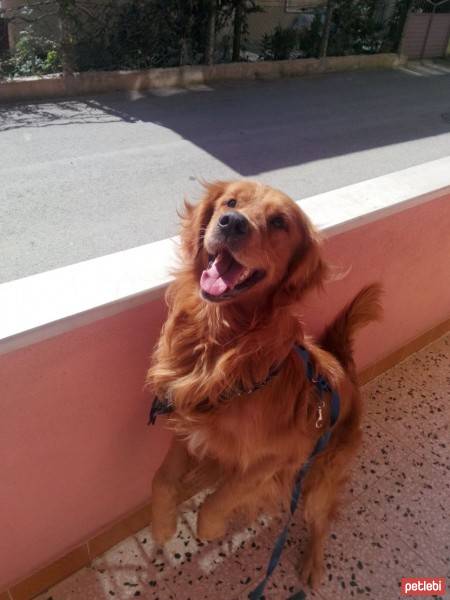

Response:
(279, 215), (328, 302)
(180, 181), (226, 261)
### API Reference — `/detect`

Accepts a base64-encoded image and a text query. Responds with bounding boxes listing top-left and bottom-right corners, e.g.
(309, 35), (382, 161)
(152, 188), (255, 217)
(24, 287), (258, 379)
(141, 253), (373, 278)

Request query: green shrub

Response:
(328, 1), (385, 56)
(258, 2), (391, 61)
(73, 0), (228, 71)
(0, 29), (61, 78)
(0, 0), (400, 78)
(109, 0), (180, 69)
(297, 12), (323, 58)
(260, 26), (298, 61)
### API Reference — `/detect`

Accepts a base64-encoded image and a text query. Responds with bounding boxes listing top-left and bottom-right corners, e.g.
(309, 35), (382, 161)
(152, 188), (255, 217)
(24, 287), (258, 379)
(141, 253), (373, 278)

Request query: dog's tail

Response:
(320, 283), (383, 370)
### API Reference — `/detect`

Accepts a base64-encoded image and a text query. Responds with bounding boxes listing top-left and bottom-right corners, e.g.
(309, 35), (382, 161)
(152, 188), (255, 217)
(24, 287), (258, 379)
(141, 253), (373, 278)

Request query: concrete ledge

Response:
(0, 53), (406, 102)
(0, 156), (448, 356)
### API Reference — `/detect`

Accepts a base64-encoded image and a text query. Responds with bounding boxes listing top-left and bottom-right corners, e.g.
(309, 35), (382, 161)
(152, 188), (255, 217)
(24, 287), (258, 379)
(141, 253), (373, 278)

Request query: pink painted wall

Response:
(1, 196), (449, 589)
(0, 299), (170, 588)
(303, 194), (450, 367)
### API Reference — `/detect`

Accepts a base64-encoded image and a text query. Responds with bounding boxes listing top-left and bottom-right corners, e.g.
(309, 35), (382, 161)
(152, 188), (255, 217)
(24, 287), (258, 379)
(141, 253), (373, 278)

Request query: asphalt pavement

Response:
(1, 65), (450, 283)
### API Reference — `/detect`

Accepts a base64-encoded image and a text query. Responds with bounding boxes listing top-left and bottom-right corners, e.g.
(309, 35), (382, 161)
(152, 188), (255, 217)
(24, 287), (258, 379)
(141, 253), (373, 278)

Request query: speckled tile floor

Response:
(36, 334), (449, 600)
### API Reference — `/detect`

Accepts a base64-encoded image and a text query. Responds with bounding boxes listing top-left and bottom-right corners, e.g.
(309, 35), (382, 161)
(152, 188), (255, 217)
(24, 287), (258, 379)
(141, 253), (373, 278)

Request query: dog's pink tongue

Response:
(200, 252), (244, 296)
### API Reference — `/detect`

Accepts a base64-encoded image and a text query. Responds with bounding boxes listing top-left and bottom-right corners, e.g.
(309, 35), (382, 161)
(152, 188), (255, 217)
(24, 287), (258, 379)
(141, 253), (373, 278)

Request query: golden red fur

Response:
(146, 180), (382, 587)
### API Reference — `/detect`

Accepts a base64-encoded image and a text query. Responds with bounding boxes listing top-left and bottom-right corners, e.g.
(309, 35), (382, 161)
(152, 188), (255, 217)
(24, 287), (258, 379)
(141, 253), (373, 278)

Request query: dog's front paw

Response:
(300, 553), (324, 589)
(151, 515), (177, 545)
(197, 508), (227, 541)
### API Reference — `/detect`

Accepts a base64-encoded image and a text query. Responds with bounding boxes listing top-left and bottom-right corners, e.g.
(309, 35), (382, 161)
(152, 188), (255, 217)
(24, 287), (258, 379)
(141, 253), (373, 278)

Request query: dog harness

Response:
(148, 345), (340, 600)
(148, 362), (284, 424)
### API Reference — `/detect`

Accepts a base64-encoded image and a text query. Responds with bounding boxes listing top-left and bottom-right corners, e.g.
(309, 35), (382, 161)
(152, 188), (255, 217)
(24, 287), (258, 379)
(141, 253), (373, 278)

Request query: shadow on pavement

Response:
(1, 68), (449, 177)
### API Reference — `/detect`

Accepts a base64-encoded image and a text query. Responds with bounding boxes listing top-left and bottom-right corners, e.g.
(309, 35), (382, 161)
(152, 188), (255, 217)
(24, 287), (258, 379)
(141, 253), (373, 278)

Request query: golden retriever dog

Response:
(146, 180), (382, 587)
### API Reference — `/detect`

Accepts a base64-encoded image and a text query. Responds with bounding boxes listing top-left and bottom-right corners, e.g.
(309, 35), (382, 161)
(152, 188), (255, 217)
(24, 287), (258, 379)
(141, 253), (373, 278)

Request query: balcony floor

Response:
(36, 333), (449, 600)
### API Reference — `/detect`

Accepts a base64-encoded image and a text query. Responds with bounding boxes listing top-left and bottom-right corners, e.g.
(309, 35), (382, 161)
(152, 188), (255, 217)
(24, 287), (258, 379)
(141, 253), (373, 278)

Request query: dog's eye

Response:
(269, 215), (287, 230)
(226, 198), (237, 208)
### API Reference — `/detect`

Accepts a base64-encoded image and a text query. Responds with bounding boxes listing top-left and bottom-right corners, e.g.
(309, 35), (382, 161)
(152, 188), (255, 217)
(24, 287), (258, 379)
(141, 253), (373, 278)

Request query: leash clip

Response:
(315, 399), (325, 429)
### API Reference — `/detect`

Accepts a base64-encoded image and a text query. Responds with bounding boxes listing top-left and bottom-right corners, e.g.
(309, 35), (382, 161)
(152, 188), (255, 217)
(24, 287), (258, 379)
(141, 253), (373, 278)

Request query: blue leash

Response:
(248, 346), (340, 600)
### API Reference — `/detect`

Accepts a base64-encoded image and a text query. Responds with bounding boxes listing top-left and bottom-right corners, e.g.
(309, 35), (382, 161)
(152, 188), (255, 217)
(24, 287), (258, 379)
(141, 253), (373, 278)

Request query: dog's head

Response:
(181, 180), (327, 305)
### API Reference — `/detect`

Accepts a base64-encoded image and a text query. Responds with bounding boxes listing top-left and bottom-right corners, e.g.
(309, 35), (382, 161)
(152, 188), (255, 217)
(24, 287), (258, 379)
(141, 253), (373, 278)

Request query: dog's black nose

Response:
(218, 211), (249, 238)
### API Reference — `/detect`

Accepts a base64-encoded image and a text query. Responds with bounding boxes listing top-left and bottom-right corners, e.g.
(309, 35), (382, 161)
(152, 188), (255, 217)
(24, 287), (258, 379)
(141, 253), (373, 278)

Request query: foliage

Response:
(260, 1), (387, 62)
(0, 0), (93, 76)
(94, 0), (263, 69)
(276, 1), (390, 59)
(297, 11), (323, 58)
(111, 0), (199, 68)
(0, 0), (415, 79)
(74, 0), (263, 70)
(260, 26), (298, 61)
(0, 29), (60, 78)
(75, 0), (175, 71)
(0, 0), (256, 76)
(384, 0), (413, 52)
(74, 0), (230, 70)
(327, 0), (386, 56)
(233, 0), (264, 60)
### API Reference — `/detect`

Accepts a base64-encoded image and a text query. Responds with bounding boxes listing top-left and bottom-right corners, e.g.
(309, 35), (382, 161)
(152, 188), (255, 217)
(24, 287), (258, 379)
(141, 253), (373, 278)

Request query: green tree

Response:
(205, 0), (217, 65)
(384, 0), (414, 52)
(260, 25), (298, 61)
(328, 0), (385, 56)
(1, 0), (108, 75)
(1, 0), (264, 77)
(230, 0), (262, 61)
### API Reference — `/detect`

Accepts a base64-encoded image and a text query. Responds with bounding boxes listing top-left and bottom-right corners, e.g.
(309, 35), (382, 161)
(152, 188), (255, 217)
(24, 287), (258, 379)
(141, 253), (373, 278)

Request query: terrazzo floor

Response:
(36, 334), (449, 600)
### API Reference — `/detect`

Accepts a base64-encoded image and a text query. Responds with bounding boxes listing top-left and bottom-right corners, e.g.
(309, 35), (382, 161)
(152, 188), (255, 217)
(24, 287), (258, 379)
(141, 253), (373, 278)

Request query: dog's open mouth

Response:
(200, 250), (265, 301)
